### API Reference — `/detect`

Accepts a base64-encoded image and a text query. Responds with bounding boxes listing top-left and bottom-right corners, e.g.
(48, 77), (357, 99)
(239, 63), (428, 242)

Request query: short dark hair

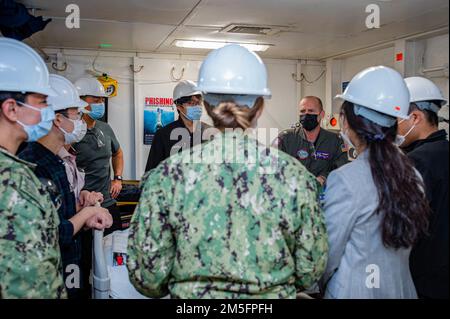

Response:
(174, 94), (202, 106)
(55, 109), (68, 116)
(409, 103), (439, 127)
(302, 96), (323, 112)
(0, 91), (27, 105)
(0, 92), (28, 117)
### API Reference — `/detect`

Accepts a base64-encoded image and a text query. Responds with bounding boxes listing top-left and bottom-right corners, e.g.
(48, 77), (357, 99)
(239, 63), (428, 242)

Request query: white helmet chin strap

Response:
(414, 101), (441, 114)
(354, 104), (397, 127)
(204, 94), (259, 108)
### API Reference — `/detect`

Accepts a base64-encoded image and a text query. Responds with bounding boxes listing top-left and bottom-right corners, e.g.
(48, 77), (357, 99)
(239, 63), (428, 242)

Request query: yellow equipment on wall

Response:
(97, 74), (118, 97)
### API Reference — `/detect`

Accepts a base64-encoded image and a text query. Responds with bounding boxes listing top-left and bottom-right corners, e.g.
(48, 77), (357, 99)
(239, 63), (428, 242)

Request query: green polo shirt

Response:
(73, 120), (120, 208)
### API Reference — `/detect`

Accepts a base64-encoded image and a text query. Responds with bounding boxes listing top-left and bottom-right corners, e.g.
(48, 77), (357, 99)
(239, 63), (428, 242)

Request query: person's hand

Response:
(110, 180), (122, 199)
(316, 176), (327, 186)
(84, 207), (113, 230)
(91, 192), (104, 204)
(79, 190), (104, 207)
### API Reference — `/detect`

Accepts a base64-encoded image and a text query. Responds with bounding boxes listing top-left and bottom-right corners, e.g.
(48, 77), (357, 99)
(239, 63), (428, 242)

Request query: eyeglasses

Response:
(39, 178), (62, 211)
(58, 111), (83, 121)
(73, 112), (83, 120)
(92, 127), (106, 148)
(175, 95), (202, 106)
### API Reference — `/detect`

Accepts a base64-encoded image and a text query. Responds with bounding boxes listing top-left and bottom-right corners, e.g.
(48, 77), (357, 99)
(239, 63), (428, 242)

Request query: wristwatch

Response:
(114, 175), (123, 181)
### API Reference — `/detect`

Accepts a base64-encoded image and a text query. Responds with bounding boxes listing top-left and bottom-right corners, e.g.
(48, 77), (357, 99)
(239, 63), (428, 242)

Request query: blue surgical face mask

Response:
(87, 103), (105, 120)
(182, 105), (203, 121)
(16, 102), (55, 142)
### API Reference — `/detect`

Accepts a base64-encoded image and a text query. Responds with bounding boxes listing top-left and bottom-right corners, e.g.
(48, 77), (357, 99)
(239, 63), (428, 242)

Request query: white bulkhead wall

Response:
(44, 32), (448, 179)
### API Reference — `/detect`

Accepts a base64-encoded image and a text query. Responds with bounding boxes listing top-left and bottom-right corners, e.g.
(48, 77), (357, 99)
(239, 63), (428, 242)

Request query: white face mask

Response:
(339, 116), (356, 152)
(59, 119), (87, 145)
(340, 129), (356, 151)
(394, 117), (416, 147)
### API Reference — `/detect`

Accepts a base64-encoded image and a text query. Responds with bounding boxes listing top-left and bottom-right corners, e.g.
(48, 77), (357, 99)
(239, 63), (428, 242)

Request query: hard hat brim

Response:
(38, 86), (58, 97)
(76, 99), (89, 108)
(51, 100), (89, 112)
(176, 90), (203, 100)
(189, 90), (203, 97)
(197, 86), (272, 99)
(85, 92), (109, 98)
(334, 93), (410, 120)
(2, 86), (59, 97)
(411, 97), (448, 106)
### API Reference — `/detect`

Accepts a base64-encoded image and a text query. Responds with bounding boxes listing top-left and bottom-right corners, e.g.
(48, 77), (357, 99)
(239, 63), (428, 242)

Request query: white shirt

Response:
(58, 147), (85, 204)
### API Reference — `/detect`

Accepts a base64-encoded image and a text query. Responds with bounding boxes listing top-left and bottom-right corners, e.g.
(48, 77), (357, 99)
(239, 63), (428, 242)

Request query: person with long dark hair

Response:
(320, 66), (431, 299)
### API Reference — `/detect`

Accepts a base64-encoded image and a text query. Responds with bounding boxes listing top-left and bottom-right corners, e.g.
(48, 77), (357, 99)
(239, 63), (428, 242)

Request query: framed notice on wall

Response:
(143, 97), (176, 146)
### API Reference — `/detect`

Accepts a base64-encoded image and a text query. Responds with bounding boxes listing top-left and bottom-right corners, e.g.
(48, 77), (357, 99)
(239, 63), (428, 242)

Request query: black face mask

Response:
(300, 114), (320, 131)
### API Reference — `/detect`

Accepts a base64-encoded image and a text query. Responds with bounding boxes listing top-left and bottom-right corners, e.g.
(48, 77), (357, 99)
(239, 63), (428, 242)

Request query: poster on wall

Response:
(143, 97), (176, 145)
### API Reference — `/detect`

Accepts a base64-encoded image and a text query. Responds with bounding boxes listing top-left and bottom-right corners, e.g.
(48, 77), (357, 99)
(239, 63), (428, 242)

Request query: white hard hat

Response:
(196, 44), (271, 107)
(0, 37), (56, 96)
(173, 80), (202, 102)
(336, 66), (410, 121)
(405, 76), (447, 112)
(74, 77), (108, 97)
(48, 74), (88, 112)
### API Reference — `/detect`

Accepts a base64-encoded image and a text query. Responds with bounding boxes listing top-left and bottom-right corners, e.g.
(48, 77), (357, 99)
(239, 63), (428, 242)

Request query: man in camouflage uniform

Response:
(127, 44), (328, 299)
(0, 38), (66, 298)
(0, 149), (66, 298)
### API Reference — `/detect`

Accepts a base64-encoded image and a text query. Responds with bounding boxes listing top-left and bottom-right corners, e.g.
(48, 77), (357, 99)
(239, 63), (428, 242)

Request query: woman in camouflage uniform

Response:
(127, 44), (328, 299)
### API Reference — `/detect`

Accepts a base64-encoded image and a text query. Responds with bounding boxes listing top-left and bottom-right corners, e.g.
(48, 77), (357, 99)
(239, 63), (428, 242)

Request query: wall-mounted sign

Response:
(143, 97), (176, 145)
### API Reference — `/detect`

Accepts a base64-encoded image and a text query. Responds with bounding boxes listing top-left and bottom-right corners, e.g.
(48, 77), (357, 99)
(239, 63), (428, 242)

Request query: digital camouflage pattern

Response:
(128, 130), (328, 299)
(0, 148), (66, 299)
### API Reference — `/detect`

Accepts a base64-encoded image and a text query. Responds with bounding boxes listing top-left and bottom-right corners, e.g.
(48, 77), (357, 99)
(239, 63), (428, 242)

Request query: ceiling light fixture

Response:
(173, 40), (272, 52)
